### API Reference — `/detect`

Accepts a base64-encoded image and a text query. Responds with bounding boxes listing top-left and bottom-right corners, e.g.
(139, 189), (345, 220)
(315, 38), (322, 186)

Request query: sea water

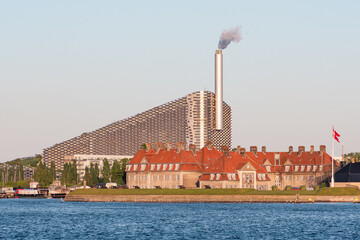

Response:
(0, 199), (359, 239)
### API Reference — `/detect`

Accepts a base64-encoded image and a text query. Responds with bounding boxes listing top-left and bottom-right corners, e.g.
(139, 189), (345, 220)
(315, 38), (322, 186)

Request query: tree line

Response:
(2, 158), (129, 187)
(83, 158), (128, 186)
(0, 164), (26, 188)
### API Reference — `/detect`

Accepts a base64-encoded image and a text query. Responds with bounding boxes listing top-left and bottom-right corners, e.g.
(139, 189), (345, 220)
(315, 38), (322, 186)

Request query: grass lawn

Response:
(69, 187), (360, 196)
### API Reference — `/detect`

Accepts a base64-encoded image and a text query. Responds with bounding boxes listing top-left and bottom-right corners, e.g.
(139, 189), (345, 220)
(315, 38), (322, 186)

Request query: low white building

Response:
(64, 154), (133, 181)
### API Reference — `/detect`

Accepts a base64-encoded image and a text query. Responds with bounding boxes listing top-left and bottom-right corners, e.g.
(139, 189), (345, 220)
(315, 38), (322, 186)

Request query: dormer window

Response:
(301, 166), (305, 172)
(313, 165), (317, 172)
(210, 174), (214, 180)
(285, 166), (290, 172)
(150, 164), (155, 171)
(294, 166), (299, 172)
(307, 165), (311, 172)
(319, 165), (323, 171)
(227, 173), (231, 180)
(169, 164), (173, 170)
(266, 166), (271, 172)
(156, 164), (161, 171)
(163, 164), (168, 171)
(133, 165), (138, 171)
(175, 164), (180, 171)
(216, 174), (221, 180)
(232, 174), (236, 180)
(140, 164), (146, 171)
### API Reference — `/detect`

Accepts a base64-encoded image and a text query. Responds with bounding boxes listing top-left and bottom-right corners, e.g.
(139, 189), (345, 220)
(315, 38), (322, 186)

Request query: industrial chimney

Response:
(215, 49), (223, 130)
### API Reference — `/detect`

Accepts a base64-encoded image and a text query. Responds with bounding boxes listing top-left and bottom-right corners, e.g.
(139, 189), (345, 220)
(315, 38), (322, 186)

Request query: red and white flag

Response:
(333, 127), (340, 143)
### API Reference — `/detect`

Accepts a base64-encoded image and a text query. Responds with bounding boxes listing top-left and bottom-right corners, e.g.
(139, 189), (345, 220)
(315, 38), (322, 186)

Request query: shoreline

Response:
(65, 194), (360, 203)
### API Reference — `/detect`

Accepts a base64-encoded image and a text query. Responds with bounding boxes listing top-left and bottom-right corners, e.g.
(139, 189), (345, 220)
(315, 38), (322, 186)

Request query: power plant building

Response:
(43, 91), (232, 170)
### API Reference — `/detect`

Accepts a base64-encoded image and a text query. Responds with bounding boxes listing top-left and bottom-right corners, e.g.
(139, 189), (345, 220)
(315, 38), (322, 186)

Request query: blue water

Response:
(0, 199), (359, 239)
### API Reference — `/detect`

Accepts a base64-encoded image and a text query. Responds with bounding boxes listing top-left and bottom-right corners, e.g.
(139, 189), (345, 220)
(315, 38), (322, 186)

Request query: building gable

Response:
(263, 159), (272, 166)
(284, 159), (293, 165)
(238, 162), (256, 171)
(140, 158), (148, 164)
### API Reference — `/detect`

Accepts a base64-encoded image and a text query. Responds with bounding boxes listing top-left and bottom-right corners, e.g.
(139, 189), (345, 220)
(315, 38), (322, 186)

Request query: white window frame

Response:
(169, 164), (173, 171)
(227, 173), (231, 180)
(150, 164), (155, 171)
(216, 174), (221, 180)
(175, 164), (180, 171)
(163, 164), (168, 171)
(210, 174), (214, 180)
(157, 164), (162, 171)
(133, 165), (138, 171)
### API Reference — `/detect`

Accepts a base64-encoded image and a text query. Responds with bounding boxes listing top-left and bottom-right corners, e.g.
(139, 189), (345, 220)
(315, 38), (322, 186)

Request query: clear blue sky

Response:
(1, 1), (359, 162)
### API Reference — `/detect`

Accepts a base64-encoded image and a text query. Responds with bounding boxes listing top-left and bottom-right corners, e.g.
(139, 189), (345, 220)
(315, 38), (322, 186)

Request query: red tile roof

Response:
(126, 145), (336, 177)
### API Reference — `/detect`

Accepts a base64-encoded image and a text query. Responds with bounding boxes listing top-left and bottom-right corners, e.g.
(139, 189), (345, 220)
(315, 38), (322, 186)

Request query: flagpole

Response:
(331, 126), (335, 188)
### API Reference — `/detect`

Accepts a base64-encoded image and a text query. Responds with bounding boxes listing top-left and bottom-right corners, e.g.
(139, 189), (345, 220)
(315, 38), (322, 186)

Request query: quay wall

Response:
(65, 194), (360, 203)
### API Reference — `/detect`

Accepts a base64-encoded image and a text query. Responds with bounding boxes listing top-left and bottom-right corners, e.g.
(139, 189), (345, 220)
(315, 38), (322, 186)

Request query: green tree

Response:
(111, 160), (122, 185)
(121, 158), (129, 184)
(101, 159), (111, 183)
(50, 161), (56, 181)
(84, 166), (92, 186)
(89, 163), (99, 185)
(19, 165), (24, 182)
(71, 160), (78, 184)
(34, 162), (52, 187)
(140, 143), (147, 150)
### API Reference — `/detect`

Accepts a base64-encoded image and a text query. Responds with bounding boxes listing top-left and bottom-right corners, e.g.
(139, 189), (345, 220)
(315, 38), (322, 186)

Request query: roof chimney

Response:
(236, 146), (241, 154)
(176, 142), (184, 153)
(250, 146), (258, 156)
(262, 146), (266, 154)
(320, 145), (326, 154)
(155, 142), (165, 154)
(310, 145), (314, 154)
(145, 143), (152, 152)
(298, 146), (305, 156)
(167, 142), (172, 151)
(289, 146), (293, 154)
(205, 141), (212, 150)
(189, 144), (196, 155)
(221, 146), (230, 158)
(240, 148), (246, 158)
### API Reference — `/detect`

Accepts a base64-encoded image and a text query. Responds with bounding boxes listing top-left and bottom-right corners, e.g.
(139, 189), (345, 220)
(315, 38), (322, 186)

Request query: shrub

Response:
(272, 185), (278, 191)
(320, 182), (327, 188)
(300, 185), (306, 191)
(285, 185), (292, 191)
(314, 185), (320, 191)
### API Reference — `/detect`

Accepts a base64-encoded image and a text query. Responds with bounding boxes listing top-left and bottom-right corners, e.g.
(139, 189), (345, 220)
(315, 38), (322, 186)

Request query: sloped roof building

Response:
(43, 91), (231, 170)
(126, 143), (335, 190)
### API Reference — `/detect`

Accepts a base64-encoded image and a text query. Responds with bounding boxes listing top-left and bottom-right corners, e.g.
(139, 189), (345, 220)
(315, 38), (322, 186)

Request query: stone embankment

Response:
(65, 194), (360, 203)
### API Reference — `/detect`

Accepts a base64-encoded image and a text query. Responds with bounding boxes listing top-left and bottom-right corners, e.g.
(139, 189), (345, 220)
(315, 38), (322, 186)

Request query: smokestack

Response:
(215, 49), (223, 130)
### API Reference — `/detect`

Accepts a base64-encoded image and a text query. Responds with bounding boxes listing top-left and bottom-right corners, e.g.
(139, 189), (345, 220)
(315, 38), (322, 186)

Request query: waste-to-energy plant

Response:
(43, 90), (231, 170)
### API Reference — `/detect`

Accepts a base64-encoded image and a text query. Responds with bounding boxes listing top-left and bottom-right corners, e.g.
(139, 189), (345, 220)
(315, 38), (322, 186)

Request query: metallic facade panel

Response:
(43, 91), (231, 170)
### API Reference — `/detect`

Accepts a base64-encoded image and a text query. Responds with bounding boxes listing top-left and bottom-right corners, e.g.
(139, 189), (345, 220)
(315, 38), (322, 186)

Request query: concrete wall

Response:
(66, 194), (360, 203)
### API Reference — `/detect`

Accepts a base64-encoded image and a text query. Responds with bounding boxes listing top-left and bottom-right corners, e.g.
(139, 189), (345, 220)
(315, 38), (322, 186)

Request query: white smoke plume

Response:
(218, 26), (242, 50)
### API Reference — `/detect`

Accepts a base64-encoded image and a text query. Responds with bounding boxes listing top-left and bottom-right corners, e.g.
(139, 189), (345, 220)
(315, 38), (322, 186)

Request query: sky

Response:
(1, 1), (359, 162)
